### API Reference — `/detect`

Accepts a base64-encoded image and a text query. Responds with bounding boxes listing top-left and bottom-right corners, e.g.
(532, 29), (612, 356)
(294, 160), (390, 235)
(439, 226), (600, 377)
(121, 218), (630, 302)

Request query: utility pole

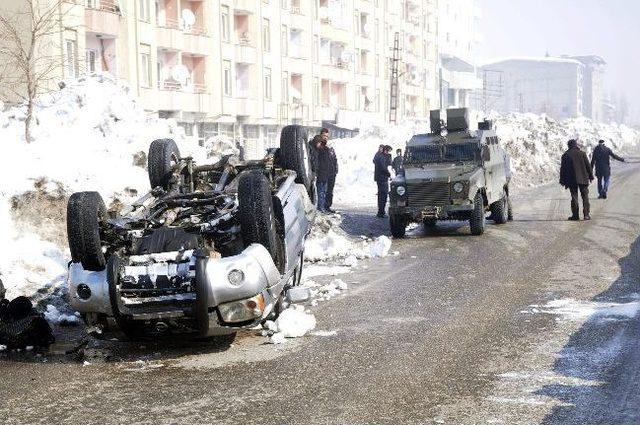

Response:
(389, 32), (400, 124)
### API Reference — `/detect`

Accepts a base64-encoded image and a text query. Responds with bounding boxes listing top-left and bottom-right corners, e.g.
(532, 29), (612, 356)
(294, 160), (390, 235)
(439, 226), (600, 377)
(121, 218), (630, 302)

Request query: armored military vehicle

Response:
(389, 108), (512, 237)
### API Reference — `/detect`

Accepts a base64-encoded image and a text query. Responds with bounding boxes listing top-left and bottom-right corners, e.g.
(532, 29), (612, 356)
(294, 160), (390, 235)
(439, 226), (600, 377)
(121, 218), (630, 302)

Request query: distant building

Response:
(438, 0), (483, 108)
(568, 55), (606, 122)
(478, 57), (584, 120)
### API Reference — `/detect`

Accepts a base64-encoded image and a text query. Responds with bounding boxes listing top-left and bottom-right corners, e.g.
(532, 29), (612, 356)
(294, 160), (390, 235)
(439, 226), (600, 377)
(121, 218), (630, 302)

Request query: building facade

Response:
(568, 55), (606, 122)
(478, 57), (584, 120)
(437, 0), (482, 108)
(1, 0), (442, 151)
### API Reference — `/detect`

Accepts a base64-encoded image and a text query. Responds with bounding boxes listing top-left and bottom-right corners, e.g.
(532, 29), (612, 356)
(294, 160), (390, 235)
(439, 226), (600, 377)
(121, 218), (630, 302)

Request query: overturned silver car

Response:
(66, 125), (315, 340)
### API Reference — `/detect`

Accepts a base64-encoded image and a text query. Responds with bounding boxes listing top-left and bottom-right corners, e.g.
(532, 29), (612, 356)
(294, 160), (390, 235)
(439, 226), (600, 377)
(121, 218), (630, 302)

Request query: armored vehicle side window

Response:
(406, 143), (480, 164)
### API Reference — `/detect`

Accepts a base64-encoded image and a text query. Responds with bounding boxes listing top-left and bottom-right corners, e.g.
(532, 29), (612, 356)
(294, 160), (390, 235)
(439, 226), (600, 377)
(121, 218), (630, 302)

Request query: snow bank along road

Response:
(2, 161), (640, 424)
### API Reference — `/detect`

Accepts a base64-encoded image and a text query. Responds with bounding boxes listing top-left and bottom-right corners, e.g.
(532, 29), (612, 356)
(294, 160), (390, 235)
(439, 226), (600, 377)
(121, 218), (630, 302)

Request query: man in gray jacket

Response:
(560, 139), (594, 221)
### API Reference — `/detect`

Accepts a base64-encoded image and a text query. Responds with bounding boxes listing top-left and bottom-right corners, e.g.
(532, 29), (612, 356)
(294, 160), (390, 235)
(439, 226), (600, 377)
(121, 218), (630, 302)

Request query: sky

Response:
(479, 0), (640, 124)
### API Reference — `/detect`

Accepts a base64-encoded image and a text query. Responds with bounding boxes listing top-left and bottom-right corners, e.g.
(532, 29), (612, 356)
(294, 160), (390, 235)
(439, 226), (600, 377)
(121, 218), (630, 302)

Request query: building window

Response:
(281, 25), (288, 56)
(262, 18), (271, 51)
(65, 39), (78, 78)
(281, 0), (288, 9)
(314, 77), (319, 106)
(221, 5), (230, 42)
(375, 54), (379, 77)
(282, 71), (289, 102)
(264, 67), (272, 100)
(139, 45), (151, 87)
(138, 0), (149, 22)
(313, 35), (319, 63)
(85, 49), (97, 73)
(223, 60), (232, 96)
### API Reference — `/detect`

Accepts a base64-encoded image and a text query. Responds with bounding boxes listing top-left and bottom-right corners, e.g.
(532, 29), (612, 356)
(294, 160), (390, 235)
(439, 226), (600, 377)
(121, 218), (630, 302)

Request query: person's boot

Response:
(568, 215), (580, 221)
(603, 193), (607, 199)
(584, 215), (591, 220)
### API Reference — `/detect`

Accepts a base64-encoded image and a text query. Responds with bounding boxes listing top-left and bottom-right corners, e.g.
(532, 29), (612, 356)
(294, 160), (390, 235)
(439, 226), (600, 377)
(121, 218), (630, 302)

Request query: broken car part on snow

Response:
(389, 108), (514, 237)
(66, 125), (315, 341)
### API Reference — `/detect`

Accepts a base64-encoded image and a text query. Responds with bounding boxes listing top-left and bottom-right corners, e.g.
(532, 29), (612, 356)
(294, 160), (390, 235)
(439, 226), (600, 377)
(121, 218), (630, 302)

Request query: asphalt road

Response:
(2, 161), (640, 425)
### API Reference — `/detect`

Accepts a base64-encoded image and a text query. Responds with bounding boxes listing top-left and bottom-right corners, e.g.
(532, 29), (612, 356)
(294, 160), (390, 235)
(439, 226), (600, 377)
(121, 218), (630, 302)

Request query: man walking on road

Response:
(560, 139), (594, 221)
(591, 139), (625, 199)
(373, 145), (392, 218)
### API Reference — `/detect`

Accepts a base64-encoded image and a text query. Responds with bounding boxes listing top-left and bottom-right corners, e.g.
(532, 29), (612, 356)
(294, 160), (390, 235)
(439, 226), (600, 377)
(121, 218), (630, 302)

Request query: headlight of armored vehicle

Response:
(453, 182), (464, 193)
(396, 186), (406, 196)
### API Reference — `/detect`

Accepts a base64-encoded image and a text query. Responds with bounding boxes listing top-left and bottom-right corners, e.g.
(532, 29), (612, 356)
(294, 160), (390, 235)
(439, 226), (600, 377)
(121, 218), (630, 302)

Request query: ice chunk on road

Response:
(272, 305), (316, 338)
(44, 305), (80, 325)
(370, 236), (392, 258)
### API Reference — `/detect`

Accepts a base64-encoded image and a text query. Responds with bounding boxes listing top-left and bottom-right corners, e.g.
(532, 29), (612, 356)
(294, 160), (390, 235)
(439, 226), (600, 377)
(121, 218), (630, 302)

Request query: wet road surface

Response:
(2, 161), (640, 424)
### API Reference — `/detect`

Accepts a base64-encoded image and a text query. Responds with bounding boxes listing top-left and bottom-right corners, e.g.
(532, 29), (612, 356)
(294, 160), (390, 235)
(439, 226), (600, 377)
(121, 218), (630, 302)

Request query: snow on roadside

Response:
(264, 305), (317, 344)
(524, 296), (640, 322)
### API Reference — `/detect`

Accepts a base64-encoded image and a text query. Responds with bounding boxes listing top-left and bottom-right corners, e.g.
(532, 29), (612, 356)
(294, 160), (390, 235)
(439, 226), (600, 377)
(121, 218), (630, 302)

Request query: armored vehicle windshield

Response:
(405, 141), (480, 165)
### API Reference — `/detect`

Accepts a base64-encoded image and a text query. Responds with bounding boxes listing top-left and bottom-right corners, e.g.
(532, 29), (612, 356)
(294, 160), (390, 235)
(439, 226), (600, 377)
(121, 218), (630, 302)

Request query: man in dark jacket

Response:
(373, 145), (392, 218)
(314, 136), (332, 212)
(392, 149), (403, 176)
(559, 139), (594, 221)
(320, 129), (339, 213)
(590, 139), (625, 199)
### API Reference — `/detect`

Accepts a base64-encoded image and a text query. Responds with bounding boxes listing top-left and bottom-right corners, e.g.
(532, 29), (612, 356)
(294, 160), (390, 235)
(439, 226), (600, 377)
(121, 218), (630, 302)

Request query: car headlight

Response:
(218, 294), (265, 323)
(227, 269), (245, 286)
(453, 182), (464, 193)
(396, 186), (406, 196)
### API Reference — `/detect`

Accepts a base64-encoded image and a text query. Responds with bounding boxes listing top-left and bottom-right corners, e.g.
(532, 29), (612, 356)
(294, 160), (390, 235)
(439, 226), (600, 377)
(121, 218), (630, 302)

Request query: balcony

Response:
(85, 0), (121, 37)
(235, 44), (257, 64)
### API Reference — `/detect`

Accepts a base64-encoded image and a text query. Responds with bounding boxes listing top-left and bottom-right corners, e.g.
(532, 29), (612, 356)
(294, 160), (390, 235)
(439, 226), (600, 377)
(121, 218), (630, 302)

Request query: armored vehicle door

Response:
(481, 136), (506, 203)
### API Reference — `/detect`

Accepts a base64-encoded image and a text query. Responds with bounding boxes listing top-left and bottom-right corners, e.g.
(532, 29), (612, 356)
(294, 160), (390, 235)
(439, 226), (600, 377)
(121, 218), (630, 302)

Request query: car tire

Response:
(490, 196), (508, 224)
(237, 170), (283, 269)
(469, 192), (486, 236)
(280, 125), (314, 198)
(507, 194), (514, 221)
(148, 138), (180, 190)
(0, 278), (5, 301)
(389, 214), (406, 238)
(67, 191), (108, 271)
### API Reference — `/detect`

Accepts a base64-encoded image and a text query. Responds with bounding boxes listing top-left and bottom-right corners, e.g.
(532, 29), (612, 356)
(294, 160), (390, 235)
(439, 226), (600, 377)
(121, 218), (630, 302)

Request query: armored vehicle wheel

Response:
(280, 125), (314, 198)
(238, 170), (284, 269)
(469, 192), (486, 236)
(389, 214), (406, 238)
(148, 138), (180, 190)
(67, 191), (108, 271)
(490, 196), (508, 224)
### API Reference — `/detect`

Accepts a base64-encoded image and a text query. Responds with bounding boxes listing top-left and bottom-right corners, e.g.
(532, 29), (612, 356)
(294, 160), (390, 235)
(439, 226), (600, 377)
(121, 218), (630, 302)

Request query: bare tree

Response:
(0, 0), (74, 143)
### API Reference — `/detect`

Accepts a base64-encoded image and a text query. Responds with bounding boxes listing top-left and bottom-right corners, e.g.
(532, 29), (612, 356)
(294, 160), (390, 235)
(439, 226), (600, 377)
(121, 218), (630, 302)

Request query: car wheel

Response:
(148, 138), (180, 190)
(67, 191), (108, 271)
(469, 192), (486, 235)
(237, 170), (284, 271)
(389, 214), (406, 238)
(490, 196), (508, 224)
(507, 194), (514, 221)
(280, 125), (314, 198)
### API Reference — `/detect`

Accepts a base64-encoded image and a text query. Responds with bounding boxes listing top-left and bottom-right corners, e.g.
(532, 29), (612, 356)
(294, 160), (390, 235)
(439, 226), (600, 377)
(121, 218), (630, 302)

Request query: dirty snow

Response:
(43, 304), (80, 325)
(267, 305), (317, 343)
(526, 297), (640, 322)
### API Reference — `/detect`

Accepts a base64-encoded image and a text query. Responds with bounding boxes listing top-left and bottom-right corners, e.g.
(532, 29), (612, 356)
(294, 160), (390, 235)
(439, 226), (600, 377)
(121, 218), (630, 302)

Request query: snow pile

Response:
(526, 297), (640, 322)
(328, 114), (640, 202)
(491, 112), (640, 187)
(43, 304), (80, 325)
(0, 74), (210, 299)
(330, 122), (422, 206)
(265, 305), (317, 344)
(304, 213), (394, 264)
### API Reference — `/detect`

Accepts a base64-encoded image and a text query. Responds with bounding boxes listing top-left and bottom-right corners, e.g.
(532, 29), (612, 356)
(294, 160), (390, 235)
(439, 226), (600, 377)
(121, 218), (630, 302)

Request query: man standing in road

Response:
(314, 135), (332, 213)
(321, 129), (339, 213)
(560, 139), (594, 221)
(392, 148), (404, 176)
(590, 139), (625, 199)
(373, 145), (392, 218)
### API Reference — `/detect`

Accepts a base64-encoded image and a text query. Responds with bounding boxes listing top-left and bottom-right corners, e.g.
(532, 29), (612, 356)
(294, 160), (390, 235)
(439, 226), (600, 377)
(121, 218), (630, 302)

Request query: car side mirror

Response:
(481, 145), (491, 162)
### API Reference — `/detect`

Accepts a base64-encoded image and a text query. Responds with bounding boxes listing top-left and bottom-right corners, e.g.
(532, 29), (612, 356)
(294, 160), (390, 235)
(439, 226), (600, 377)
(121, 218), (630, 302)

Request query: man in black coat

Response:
(320, 129), (339, 213)
(559, 139), (594, 221)
(314, 136), (332, 213)
(590, 139), (625, 199)
(373, 145), (392, 218)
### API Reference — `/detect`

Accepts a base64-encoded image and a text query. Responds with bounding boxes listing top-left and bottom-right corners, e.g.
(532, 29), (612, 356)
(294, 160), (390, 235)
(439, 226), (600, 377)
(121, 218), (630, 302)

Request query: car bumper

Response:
(68, 244), (284, 336)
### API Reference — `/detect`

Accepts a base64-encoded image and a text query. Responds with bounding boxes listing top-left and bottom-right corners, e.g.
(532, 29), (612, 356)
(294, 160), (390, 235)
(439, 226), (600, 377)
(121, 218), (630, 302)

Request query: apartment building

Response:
(479, 57), (584, 120)
(2, 0), (441, 152)
(438, 0), (482, 108)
